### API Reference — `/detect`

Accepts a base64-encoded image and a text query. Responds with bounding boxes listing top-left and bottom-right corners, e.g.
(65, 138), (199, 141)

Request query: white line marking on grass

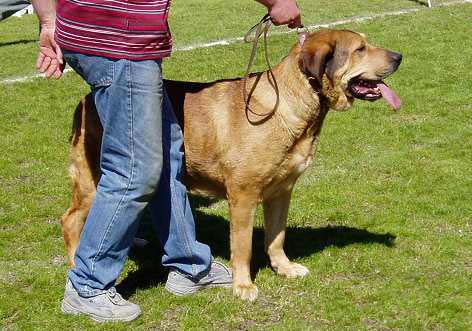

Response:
(0, 68), (74, 84)
(177, 0), (471, 51)
(1, 0), (471, 85)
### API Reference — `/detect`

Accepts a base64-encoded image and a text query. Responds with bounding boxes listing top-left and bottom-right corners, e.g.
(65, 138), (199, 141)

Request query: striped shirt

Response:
(55, 0), (172, 60)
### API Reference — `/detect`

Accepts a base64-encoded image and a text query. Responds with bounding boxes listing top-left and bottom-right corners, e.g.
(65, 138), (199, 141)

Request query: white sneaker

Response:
(165, 261), (232, 296)
(61, 280), (141, 323)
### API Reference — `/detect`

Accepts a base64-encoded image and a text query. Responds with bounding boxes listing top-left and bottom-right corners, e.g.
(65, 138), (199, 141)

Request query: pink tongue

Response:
(378, 82), (401, 110)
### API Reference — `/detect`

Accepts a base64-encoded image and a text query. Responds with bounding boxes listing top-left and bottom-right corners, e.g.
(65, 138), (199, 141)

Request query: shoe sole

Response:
(165, 281), (232, 296)
(61, 300), (141, 323)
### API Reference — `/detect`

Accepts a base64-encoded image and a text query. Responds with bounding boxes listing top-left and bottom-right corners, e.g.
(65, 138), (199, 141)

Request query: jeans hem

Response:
(69, 277), (106, 298)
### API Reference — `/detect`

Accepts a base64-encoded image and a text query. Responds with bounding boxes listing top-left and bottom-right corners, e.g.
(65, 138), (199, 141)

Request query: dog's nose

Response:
(389, 51), (403, 65)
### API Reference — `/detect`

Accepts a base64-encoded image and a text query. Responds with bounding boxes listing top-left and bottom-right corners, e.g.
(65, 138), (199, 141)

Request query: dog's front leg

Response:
(263, 190), (309, 278)
(228, 192), (259, 301)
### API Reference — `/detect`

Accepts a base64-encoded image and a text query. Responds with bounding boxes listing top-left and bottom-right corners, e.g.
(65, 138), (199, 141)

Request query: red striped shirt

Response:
(55, 0), (172, 60)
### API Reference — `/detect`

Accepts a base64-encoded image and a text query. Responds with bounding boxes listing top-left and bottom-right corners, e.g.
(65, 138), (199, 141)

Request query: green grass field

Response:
(1, 1), (471, 330)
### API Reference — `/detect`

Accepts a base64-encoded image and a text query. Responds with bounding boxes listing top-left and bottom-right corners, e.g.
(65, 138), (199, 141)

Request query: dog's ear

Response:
(299, 42), (334, 84)
(299, 31), (351, 85)
(326, 46), (349, 81)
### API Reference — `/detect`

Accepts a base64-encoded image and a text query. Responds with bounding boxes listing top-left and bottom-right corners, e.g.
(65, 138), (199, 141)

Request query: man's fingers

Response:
(270, 13), (301, 26)
(288, 16), (302, 29)
(55, 44), (64, 65)
(268, 0), (301, 27)
(52, 58), (65, 79)
(51, 35), (64, 65)
(36, 53), (45, 70)
(44, 60), (57, 78)
(52, 67), (63, 79)
(39, 46), (57, 58)
(39, 56), (52, 73)
(270, 16), (284, 26)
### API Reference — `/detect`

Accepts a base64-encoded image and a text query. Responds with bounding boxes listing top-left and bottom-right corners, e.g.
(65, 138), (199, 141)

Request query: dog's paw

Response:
(233, 283), (259, 301)
(275, 262), (310, 279)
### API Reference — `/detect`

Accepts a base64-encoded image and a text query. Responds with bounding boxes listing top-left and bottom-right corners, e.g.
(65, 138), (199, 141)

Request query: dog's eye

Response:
(356, 45), (366, 53)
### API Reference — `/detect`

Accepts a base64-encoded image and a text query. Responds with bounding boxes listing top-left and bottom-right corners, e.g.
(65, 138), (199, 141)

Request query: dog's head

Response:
(298, 29), (402, 111)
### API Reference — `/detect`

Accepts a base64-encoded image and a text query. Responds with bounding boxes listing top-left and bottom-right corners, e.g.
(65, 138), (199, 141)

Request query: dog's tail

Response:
(69, 100), (83, 144)
(69, 94), (97, 145)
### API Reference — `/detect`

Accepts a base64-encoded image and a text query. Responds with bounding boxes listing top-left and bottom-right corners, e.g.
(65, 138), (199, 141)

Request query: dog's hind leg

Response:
(60, 177), (95, 267)
(228, 191), (259, 301)
(263, 190), (309, 278)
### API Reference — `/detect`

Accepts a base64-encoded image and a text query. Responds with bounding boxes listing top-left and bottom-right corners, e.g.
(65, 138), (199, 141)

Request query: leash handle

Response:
(243, 14), (271, 43)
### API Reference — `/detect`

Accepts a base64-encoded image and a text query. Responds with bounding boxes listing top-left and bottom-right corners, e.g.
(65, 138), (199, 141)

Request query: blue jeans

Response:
(63, 51), (212, 297)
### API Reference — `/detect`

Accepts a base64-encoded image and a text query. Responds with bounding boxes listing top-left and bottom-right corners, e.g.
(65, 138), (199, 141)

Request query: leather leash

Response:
(242, 15), (309, 122)
(242, 14), (279, 121)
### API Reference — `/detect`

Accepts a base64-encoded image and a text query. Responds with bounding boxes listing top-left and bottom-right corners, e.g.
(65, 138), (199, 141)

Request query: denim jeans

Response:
(63, 51), (212, 297)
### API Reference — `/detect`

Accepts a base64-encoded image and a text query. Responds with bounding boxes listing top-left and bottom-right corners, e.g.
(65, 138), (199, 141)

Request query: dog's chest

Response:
(288, 133), (317, 175)
(264, 136), (316, 197)
(285, 146), (314, 181)
(292, 153), (313, 176)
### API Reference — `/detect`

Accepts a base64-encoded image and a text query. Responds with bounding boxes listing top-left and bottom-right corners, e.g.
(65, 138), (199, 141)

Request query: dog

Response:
(60, 29), (402, 301)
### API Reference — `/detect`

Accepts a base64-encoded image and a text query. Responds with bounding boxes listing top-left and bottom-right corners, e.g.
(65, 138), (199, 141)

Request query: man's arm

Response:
(31, 0), (64, 79)
(256, 0), (301, 28)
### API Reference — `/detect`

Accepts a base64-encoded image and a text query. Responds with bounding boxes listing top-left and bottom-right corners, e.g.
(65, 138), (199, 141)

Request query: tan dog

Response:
(61, 29), (402, 301)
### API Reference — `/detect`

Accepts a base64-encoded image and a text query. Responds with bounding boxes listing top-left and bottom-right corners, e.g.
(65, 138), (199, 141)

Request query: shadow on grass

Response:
(117, 196), (396, 298)
(0, 39), (37, 47)
(409, 0), (430, 7)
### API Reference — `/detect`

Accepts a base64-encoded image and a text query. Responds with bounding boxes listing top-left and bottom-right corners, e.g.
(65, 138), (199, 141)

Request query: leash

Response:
(297, 25), (309, 46)
(242, 15), (309, 123)
(242, 14), (279, 121)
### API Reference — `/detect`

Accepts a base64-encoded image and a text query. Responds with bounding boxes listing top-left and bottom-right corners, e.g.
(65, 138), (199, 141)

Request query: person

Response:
(31, 0), (301, 323)
(0, 0), (30, 21)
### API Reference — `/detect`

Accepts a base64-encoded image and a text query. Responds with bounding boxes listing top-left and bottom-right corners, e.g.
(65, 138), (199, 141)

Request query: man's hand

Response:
(256, 0), (302, 28)
(36, 26), (64, 79)
(31, 0), (64, 79)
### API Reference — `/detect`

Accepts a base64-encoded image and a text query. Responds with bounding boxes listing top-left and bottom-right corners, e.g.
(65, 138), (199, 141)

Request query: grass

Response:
(0, 0), (462, 80)
(1, 1), (472, 330)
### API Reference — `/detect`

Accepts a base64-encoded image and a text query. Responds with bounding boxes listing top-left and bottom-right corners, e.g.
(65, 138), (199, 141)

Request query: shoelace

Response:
(89, 287), (124, 305)
(107, 287), (124, 305)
